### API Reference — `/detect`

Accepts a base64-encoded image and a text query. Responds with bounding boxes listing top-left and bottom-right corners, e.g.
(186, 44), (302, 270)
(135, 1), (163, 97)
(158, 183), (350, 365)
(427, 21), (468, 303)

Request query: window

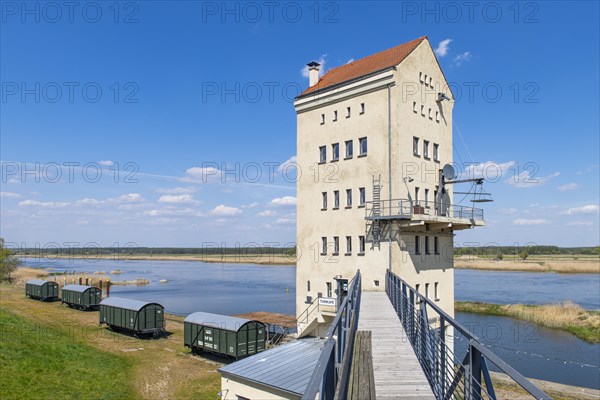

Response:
(429, 77), (433, 87)
(326, 282), (332, 298)
(436, 111), (440, 122)
(413, 101), (417, 113)
(346, 189), (352, 207)
(333, 236), (339, 254)
(359, 137), (367, 156)
(333, 190), (340, 208)
(346, 106), (351, 118)
(425, 283), (430, 298)
(360, 103), (365, 114)
(321, 237), (327, 255)
(346, 236), (352, 254)
(319, 146), (326, 163)
(359, 187), (366, 206)
(423, 74), (428, 85)
(413, 137), (420, 156)
(332, 143), (339, 161)
(433, 143), (439, 161)
(425, 236), (430, 254)
(359, 235), (366, 254)
(434, 282), (440, 301)
(421, 105), (425, 116)
(415, 235), (420, 254)
(423, 140), (430, 158)
(434, 236), (439, 255)
(322, 192), (327, 209)
(345, 140), (353, 158)
(333, 110), (338, 121)
(415, 187), (420, 203)
(428, 108), (432, 119)
(320, 114), (325, 124)
(307, 280), (311, 291)
(419, 72), (423, 82)
(425, 189), (429, 204)
(415, 283), (420, 293)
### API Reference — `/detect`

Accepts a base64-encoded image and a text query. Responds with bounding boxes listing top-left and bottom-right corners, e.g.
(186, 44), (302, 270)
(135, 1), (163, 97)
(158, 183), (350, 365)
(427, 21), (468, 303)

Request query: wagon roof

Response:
(219, 339), (324, 395)
(184, 311), (260, 332)
(100, 297), (162, 312)
(62, 284), (97, 293)
(26, 279), (53, 286)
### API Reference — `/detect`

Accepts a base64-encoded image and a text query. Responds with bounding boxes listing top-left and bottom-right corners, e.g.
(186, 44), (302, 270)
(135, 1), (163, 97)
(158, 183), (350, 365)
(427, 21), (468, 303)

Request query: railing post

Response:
(409, 289), (415, 343)
(470, 341), (483, 400)
(420, 305), (427, 365)
(440, 316), (447, 399)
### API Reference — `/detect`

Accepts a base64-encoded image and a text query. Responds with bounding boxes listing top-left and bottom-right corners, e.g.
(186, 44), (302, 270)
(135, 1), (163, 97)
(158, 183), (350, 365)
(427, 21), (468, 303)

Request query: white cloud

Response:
(563, 205), (599, 215)
(183, 166), (222, 183)
(158, 194), (198, 204)
(567, 221), (594, 226)
(301, 55), (327, 78)
(513, 219), (550, 225)
(0, 191), (22, 198)
(98, 160), (114, 167)
(156, 187), (198, 194)
(209, 204), (242, 216)
(269, 196), (296, 206)
(18, 199), (70, 208)
(241, 202), (259, 209)
(112, 193), (144, 203)
(460, 160), (516, 180)
(558, 183), (579, 192)
(506, 172), (559, 188)
(257, 210), (277, 217)
(278, 156), (297, 173)
(500, 208), (518, 215)
(452, 51), (472, 66)
(434, 39), (452, 57)
(75, 198), (103, 206)
(144, 208), (203, 217)
(276, 218), (296, 225)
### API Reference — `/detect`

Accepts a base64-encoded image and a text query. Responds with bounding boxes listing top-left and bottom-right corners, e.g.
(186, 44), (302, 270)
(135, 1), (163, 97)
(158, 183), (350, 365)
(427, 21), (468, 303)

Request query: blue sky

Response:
(1, 1), (598, 248)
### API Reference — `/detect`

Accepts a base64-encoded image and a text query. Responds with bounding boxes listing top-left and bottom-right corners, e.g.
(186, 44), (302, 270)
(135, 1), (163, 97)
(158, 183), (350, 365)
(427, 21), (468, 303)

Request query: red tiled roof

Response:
(301, 36), (428, 96)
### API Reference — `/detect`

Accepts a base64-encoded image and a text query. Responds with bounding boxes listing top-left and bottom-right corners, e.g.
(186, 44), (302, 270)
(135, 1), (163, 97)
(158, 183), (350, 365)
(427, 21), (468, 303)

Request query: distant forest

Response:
(15, 245), (600, 257)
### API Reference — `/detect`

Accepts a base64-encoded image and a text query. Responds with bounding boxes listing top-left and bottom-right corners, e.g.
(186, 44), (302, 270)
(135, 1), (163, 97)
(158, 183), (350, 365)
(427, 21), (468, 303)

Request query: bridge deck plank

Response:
(358, 291), (435, 399)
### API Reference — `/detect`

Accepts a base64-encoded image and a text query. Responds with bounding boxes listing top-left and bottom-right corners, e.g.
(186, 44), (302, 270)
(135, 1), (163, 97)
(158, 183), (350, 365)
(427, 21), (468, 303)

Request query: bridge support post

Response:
(470, 341), (483, 400)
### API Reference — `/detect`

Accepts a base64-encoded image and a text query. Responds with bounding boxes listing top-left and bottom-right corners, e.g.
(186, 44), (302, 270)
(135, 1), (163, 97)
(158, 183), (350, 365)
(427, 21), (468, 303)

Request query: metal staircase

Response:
(371, 175), (382, 248)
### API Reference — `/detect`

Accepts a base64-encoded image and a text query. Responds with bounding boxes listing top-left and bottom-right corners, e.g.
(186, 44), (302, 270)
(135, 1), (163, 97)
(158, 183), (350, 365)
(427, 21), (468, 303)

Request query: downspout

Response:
(387, 83), (392, 273)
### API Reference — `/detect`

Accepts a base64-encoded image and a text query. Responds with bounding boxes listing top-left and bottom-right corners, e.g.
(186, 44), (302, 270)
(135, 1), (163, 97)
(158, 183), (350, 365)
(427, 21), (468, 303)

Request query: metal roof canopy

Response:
(100, 297), (160, 312)
(184, 311), (254, 332)
(219, 339), (324, 395)
(26, 279), (52, 285)
(62, 284), (95, 293)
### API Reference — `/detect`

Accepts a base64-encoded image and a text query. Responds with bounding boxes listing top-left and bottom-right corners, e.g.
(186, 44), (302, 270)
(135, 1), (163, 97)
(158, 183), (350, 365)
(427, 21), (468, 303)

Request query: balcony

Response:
(365, 198), (485, 228)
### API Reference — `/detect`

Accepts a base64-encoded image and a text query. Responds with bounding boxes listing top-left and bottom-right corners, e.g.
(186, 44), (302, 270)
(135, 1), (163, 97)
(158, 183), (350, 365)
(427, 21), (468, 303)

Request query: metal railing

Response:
(385, 271), (551, 400)
(302, 270), (362, 400)
(365, 199), (484, 222)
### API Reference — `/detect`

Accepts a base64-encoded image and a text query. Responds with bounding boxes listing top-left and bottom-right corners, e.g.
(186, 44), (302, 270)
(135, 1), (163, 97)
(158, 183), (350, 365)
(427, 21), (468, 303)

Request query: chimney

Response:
(307, 61), (321, 87)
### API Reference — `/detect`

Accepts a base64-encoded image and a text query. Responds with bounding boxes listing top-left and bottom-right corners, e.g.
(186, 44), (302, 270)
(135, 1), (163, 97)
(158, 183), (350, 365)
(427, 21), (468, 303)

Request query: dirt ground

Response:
(0, 282), (222, 399)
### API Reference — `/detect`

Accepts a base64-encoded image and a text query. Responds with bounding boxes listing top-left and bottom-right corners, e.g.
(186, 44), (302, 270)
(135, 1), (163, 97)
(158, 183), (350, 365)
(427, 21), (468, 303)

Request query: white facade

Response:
(294, 38), (484, 335)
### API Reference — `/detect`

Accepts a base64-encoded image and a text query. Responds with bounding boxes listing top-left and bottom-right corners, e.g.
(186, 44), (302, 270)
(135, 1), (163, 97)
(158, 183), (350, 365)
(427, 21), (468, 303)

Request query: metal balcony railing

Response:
(365, 199), (484, 223)
(386, 271), (551, 400)
(302, 270), (362, 400)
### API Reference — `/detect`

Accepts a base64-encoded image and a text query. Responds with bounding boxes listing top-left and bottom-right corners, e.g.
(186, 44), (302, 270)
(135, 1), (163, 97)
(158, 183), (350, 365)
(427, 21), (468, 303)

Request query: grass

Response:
(0, 308), (137, 399)
(454, 255), (600, 274)
(456, 301), (600, 343)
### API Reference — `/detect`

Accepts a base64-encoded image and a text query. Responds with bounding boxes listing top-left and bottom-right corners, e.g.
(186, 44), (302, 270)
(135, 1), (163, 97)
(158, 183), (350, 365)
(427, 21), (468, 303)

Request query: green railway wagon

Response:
(184, 312), (266, 359)
(25, 279), (59, 301)
(99, 297), (165, 337)
(61, 284), (102, 310)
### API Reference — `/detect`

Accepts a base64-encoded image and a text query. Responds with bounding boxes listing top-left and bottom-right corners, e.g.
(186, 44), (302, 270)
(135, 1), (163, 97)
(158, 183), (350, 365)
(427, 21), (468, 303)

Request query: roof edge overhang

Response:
(219, 371), (303, 398)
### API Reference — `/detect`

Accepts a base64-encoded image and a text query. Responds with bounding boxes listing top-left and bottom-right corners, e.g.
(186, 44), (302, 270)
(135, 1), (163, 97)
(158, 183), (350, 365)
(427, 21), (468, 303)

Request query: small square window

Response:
(333, 191), (340, 208)
(419, 72), (423, 83)
(434, 282), (440, 301)
(320, 114), (325, 124)
(421, 105), (425, 116)
(333, 236), (339, 254)
(423, 140), (430, 159)
(434, 236), (439, 254)
(429, 77), (433, 87)
(321, 237), (327, 255)
(359, 187), (366, 206)
(433, 144), (439, 162)
(360, 103), (365, 114)
(359, 235), (366, 254)
(332, 143), (339, 161)
(345, 140), (353, 158)
(319, 146), (326, 163)
(322, 192), (327, 209)
(428, 108), (432, 119)
(424, 74), (428, 85)
(425, 283), (430, 298)
(413, 137), (420, 157)
(346, 189), (352, 207)
(346, 236), (352, 254)
(413, 101), (417, 113)
(346, 107), (351, 118)
(425, 236), (430, 254)
(333, 110), (338, 122)
(415, 235), (420, 255)
(359, 137), (367, 156)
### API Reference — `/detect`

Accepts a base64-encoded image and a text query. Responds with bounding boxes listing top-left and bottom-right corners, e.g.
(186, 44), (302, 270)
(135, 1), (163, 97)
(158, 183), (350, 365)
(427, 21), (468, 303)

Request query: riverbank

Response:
(0, 282), (221, 399)
(456, 301), (600, 343)
(19, 253), (296, 265)
(12, 266), (151, 287)
(455, 255), (599, 274)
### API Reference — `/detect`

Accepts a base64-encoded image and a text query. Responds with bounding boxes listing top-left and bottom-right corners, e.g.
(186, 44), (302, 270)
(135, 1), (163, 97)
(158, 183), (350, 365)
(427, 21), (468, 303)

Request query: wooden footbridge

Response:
(301, 270), (553, 400)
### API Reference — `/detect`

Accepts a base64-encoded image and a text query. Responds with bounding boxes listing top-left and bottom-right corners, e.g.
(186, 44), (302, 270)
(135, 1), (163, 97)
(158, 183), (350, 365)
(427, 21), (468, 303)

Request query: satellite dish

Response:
(440, 191), (451, 216)
(442, 164), (456, 180)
